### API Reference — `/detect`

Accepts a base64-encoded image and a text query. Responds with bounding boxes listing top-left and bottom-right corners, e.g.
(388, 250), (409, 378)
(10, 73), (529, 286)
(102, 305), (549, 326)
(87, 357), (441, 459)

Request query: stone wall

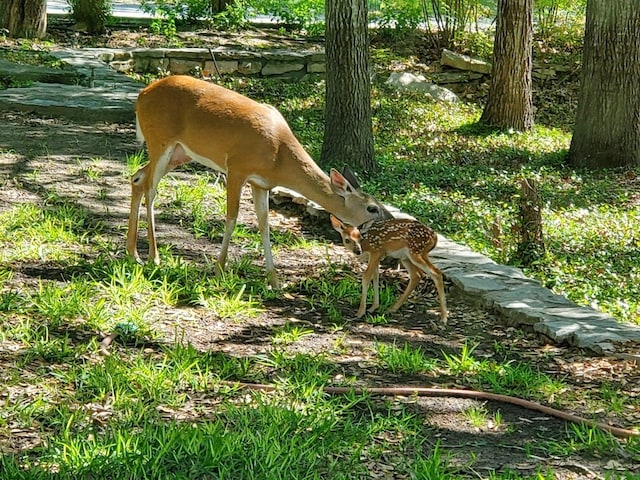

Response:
(97, 47), (326, 80)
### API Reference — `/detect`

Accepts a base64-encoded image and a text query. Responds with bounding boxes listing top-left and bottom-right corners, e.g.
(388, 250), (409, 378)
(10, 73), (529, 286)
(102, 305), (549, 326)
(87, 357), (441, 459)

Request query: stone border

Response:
(96, 47), (326, 80)
(272, 187), (640, 353)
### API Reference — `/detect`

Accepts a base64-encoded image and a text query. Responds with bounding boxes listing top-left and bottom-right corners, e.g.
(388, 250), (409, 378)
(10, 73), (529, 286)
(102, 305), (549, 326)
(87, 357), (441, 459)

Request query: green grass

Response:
(221, 74), (639, 326)
(1, 19), (639, 480)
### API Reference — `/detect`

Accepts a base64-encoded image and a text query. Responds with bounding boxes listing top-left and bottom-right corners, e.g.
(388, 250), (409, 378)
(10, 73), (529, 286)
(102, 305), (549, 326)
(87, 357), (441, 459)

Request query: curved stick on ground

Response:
(221, 381), (639, 439)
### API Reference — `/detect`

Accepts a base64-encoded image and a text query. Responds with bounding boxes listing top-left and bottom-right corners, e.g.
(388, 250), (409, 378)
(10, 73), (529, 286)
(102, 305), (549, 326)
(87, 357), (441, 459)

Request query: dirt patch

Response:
(1, 109), (638, 477)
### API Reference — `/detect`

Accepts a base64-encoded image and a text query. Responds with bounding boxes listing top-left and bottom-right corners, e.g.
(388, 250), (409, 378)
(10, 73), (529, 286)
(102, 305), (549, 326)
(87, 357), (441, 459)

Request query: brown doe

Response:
(127, 75), (392, 287)
(331, 216), (447, 323)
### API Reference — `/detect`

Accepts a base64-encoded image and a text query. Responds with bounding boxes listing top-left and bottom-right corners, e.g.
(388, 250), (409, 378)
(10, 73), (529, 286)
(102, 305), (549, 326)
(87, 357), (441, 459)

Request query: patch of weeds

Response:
(0, 202), (93, 262)
(259, 350), (336, 388)
(546, 424), (631, 459)
(194, 271), (264, 320)
(271, 322), (314, 346)
(125, 149), (147, 175)
(488, 468), (557, 480)
(441, 342), (485, 375)
(375, 341), (438, 375)
(463, 404), (488, 428)
(477, 361), (568, 402)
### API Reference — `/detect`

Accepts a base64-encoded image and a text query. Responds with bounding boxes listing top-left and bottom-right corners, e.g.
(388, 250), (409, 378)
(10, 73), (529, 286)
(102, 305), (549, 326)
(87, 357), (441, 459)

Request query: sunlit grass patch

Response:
(0, 203), (93, 262)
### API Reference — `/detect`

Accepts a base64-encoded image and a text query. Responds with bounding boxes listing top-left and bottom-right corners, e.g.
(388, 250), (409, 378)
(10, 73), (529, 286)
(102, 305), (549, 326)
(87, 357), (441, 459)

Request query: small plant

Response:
(212, 0), (250, 30)
(441, 342), (483, 374)
(464, 404), (488, 428)
(271, 322), (314, 345)
(375, 341), (437, 375)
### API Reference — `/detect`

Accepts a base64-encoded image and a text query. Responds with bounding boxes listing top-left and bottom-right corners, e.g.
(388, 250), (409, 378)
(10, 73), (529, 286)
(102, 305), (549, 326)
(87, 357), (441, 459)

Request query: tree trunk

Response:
(568, 0), (640, 169)
(210, 0), (232, 15)
(321, 0), (376, 173)
(480, 0), (533, 131)
(1, 0), (47, 39)
(516, 177), (544, 265)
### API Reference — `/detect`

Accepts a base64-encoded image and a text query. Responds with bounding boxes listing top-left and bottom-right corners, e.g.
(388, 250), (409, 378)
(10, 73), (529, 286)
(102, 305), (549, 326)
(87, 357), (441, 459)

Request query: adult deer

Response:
(127, 75), (391, 287)
(331, 215), (447, 323)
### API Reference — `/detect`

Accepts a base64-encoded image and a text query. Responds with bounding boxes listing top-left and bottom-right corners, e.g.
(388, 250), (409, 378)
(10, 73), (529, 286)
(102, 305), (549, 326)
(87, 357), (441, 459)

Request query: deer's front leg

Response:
(368, 261), (381, 313)
(251, 184), (279, 289)
(126, 180), (145, 264)
(217, 176), (244, 276)
(357, 261), (378, 317)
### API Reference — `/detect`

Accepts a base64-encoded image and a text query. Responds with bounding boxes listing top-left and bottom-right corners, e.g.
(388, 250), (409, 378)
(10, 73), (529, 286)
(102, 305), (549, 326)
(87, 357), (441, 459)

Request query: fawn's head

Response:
(330, 215), (364, 256)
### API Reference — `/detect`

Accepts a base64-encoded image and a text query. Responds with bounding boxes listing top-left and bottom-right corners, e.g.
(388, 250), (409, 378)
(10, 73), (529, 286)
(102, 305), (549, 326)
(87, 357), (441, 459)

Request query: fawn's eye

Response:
(367, 205), (379, 214)
(344, 239), (352, 244)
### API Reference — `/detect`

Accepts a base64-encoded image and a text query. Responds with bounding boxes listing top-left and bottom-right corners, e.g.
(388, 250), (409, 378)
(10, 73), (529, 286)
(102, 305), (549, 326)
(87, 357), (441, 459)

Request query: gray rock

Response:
(385, 72), (459, 102)
(441, 48), (492, 74)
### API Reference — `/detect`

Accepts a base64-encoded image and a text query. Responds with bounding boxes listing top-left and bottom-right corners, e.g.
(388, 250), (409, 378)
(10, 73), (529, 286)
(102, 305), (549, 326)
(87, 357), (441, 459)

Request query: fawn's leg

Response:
(389, 259), (424, 313)
(369, 259), (381, 313)
(413, 254), (448, 324)
(358, 254), (382, 317)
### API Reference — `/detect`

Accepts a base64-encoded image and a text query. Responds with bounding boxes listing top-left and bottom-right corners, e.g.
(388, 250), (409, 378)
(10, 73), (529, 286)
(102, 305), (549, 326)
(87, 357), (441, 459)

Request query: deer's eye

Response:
(344, 239), (352, 245)
(367, 205), (379, 214)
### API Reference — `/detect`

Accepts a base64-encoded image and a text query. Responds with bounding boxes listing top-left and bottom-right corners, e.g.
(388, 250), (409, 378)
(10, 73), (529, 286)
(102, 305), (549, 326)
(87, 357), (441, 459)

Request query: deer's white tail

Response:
(135, 115), (145, 144)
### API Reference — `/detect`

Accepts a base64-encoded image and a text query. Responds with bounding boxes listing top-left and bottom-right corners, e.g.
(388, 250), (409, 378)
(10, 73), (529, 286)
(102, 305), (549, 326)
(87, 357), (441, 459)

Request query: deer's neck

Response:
(279, 142), (346, 214)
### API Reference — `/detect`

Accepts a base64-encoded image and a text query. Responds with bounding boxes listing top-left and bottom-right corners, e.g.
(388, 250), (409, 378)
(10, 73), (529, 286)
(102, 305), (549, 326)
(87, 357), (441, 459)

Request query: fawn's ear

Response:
(329, 168), (356, 197)
(330, 214), (344, 232)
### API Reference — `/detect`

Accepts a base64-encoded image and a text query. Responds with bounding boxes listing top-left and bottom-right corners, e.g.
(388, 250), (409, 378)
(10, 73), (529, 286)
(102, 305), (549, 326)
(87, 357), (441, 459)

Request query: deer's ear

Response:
(330, 168), (355, 196)
(329, 214), (344, 232)
(341, 165), (360, 189)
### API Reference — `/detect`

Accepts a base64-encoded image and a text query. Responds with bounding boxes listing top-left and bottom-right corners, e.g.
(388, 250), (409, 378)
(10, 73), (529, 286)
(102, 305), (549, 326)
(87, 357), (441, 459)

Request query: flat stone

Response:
(0, 59), (87, 85)
(0, 82), (138, 122)
(441, 48), (492, 74)
(535, 317), (640, 350)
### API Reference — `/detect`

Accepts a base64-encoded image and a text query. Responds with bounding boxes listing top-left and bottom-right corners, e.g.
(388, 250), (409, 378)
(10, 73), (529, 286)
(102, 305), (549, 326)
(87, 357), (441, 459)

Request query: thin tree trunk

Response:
(210, 0), (231, 14)
(1, 0), (47, 39)
(480, 0), (533, 131)
(568, 0), (640, 169)
(321, 0), (376, 173)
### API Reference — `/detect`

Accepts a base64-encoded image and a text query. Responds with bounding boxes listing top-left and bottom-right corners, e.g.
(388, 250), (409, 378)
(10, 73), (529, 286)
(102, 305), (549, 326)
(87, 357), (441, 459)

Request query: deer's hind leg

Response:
(411, 254), (447, 324)
(388, 259), (424, 313)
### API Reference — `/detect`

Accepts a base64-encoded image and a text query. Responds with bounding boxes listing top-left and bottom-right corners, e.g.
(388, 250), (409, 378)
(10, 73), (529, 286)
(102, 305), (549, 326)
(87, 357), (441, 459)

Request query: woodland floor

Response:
(0, 24), (639, 479)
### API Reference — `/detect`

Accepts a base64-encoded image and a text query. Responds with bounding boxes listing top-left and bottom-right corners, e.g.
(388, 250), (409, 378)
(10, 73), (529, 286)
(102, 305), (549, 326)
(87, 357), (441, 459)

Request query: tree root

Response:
(222, 381), (639, 439)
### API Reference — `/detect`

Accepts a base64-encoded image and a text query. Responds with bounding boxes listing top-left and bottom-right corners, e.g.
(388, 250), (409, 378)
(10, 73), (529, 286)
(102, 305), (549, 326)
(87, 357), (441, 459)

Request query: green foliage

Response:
(372, 0), (424, 32)
(534, 0), (586, 36)
(212, 0), (251, 30)
(372, 0), (483, 43)
(251, 0), (325, 33)
(375, 342), (438, 375)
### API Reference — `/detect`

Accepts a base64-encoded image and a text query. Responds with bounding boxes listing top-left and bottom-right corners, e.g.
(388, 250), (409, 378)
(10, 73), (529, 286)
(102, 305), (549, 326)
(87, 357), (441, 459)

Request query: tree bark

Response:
(568, 0), (640, 169)
(516, 177), (544, 265)
(480, 0), (533, 131)
(1, 0), (47, 39)
(321, 0), (376, 173)
(210, 0), (232, 15)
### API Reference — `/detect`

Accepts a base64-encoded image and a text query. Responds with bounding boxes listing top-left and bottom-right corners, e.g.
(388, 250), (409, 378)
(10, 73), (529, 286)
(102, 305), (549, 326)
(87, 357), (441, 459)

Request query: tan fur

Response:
(331, 216), (447, 323)
(127, 76), (390, 287)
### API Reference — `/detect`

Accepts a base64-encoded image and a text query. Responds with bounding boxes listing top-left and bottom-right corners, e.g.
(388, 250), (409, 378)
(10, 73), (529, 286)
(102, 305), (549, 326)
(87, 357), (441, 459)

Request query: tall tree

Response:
(480, 0), (533, 131)
(568, 1), (640, 168)
(321, 0), (376, 173)
(1, 0), (47, 38)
